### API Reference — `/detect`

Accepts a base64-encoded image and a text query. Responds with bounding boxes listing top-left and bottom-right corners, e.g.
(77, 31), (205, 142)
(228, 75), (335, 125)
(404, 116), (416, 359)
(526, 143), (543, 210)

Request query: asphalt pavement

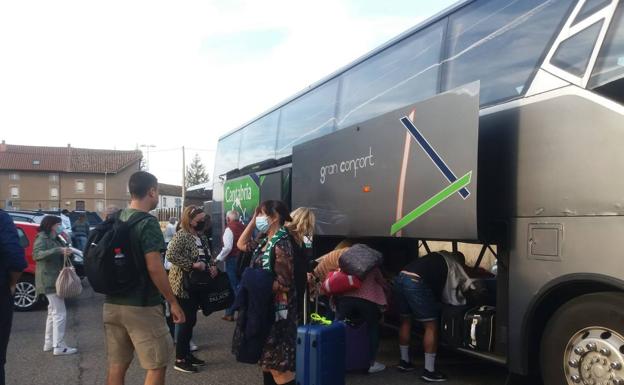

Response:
(6, 285), (507, 385)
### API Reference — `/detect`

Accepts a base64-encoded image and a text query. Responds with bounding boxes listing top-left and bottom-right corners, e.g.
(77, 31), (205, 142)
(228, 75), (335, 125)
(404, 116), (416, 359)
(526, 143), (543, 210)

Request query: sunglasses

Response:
(189, 206), (204, 219)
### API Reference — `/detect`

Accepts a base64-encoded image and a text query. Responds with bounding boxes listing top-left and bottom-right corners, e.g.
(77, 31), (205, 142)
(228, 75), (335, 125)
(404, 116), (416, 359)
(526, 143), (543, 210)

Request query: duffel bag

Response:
(321, 270), (361, 295)
(338, 244), (383, 279)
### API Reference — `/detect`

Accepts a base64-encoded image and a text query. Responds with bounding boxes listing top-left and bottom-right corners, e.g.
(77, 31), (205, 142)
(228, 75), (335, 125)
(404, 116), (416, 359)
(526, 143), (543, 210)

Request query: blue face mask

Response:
(255, 216), (270, 233)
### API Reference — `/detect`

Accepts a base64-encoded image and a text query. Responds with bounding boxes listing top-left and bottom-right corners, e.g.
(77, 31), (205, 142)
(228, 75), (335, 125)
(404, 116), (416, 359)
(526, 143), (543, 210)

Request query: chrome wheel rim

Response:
(565, 327), (624, 385)
(14, 281), (37, 309)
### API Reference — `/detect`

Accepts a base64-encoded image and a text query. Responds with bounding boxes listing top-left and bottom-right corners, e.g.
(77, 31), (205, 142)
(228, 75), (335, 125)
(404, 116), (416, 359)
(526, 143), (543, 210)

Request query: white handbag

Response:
(55, 255), (83, 298)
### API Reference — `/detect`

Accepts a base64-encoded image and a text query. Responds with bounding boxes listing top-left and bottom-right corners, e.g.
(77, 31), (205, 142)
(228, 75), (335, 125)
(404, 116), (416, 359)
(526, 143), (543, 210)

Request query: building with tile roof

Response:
(0, 141), (142, 215)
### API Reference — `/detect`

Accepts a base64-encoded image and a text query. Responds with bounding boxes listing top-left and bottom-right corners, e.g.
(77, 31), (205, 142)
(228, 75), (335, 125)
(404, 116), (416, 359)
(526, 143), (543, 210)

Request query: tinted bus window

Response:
(214, 130), (242, 177)
(443, 0), (572, 106)
(238, 111), (279, 169)
(550, 20), (604, 77)
(337, 21), (444, 129)
(276, 80), (338, 158)
(573, 0), (611, 25)
(589, 4), (624, 89)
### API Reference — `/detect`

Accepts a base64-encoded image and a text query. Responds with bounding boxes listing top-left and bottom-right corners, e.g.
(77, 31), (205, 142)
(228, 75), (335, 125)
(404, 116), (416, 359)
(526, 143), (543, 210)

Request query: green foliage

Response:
(186, 153), (209, 188)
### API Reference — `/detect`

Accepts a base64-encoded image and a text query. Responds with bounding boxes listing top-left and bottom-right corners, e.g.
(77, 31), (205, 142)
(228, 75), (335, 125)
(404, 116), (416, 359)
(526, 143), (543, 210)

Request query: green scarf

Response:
(257, 226), (289, 271)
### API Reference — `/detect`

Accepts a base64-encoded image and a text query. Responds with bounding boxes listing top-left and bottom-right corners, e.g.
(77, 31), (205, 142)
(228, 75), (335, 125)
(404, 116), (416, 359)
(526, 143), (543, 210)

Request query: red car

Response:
(13, 221), (42, 311)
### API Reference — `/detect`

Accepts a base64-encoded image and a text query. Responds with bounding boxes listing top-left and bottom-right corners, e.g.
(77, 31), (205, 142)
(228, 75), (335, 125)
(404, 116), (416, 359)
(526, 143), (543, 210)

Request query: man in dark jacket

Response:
(0, 209), (27, 385)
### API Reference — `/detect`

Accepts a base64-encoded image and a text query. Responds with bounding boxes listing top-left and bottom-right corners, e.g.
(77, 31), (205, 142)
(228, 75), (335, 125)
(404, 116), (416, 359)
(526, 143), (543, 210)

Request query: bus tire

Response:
(540, 292), (624, 385)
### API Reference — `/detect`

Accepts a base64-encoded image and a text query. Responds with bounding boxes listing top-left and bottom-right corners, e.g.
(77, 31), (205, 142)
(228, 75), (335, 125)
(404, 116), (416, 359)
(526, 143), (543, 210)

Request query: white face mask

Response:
(255, 216), (270, 233)
(53, 224), (63, 236)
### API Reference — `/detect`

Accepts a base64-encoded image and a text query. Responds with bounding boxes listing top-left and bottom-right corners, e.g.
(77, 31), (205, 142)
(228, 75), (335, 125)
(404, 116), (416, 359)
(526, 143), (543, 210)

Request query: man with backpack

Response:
(90, 171), (185, 385)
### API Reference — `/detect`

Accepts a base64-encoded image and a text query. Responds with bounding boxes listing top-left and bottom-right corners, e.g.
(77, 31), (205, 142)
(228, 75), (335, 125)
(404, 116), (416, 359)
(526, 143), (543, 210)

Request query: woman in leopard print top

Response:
(166, 205), (217, 372)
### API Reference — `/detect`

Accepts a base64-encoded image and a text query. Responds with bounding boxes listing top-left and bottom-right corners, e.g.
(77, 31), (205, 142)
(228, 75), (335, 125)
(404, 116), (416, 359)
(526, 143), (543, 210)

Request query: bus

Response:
(210, 0), (624, 383)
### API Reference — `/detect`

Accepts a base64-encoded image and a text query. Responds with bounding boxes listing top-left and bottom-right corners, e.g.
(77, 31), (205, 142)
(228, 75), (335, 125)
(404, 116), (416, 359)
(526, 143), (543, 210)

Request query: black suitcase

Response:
(440, 305), (470, 347)
(463, 306), (496, 352)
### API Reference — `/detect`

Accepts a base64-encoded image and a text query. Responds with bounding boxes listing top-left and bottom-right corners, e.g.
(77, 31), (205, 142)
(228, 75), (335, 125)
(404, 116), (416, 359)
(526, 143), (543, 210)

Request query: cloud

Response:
(0, 0), (455, 185)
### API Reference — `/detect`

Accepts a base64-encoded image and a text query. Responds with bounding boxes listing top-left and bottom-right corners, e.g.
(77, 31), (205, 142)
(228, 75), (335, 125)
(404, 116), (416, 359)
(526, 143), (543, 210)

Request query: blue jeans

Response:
(74, 235), (87, 253)
(393, 273), (439, 322)
(224, 256), (240, 316)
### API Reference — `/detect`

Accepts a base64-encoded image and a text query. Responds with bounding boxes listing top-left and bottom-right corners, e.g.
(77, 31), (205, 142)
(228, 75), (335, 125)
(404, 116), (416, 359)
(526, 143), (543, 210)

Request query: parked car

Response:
(67, 210), (103, 230)
(12, 221), (85, 311)
(12, 221), (41, 311)
(7, 210), (47, 224)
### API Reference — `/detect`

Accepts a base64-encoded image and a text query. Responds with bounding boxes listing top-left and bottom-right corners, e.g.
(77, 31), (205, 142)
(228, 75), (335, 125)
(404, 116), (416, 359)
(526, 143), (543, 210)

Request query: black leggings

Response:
(176, 291), (201, 360)
(335, 296), (381, 363)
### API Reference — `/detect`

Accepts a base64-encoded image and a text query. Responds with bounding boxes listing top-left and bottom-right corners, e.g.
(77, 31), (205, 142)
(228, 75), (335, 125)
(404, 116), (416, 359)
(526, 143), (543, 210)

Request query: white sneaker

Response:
(53, 346), (78, 356)
(189, 341), (198, 352)
(368, 361), (386, 374)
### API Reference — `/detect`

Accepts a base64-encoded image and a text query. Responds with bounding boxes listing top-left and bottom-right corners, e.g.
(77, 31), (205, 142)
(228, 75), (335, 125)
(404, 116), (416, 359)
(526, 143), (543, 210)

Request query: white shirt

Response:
(60, 214), (72, 234)
(216, 227), (234, 262)
(164, 223), (176, 243)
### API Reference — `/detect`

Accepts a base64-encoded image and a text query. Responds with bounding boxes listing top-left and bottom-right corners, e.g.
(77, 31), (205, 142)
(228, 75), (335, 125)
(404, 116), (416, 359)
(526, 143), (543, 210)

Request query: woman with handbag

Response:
(34, 215), (78, 356)
(166, 205), (217, 373)
(236, 200), (297, 385)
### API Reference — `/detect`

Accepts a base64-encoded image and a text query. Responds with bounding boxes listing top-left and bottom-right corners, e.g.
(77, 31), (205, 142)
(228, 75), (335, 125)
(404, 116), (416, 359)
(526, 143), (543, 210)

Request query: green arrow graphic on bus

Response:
(390, 171), (472, 235)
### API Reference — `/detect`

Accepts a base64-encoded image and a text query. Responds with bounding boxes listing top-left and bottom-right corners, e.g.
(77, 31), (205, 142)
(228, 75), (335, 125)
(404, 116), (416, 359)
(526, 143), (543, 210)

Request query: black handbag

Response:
(184, 269), (214, 291)
(199, 272), (234, 316)
(183, 236), (214, 291)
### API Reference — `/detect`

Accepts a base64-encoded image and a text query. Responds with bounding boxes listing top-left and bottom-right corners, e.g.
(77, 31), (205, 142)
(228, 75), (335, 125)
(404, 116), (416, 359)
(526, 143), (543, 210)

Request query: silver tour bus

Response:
(211, 1), (624, 384)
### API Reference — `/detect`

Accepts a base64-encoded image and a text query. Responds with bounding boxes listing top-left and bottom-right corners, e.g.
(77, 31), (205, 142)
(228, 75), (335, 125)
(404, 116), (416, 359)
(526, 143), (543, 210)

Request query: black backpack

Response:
(85, 210), (151, 296)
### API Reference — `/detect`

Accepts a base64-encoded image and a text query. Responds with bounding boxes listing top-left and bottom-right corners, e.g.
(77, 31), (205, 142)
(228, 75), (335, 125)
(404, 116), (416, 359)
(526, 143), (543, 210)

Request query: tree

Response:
(185, 153), (210, 188)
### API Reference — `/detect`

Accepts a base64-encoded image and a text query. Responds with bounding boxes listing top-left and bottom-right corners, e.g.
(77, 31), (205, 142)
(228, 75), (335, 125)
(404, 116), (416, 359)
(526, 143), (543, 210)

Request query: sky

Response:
(0, 0), (457, 185)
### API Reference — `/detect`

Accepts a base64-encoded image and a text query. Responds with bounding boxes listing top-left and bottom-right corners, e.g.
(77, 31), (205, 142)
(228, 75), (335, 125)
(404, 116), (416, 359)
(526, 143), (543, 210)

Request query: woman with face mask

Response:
(236, 200), (297, 385)
(165, 205), (218, 373)
(33, 215), (77, 355)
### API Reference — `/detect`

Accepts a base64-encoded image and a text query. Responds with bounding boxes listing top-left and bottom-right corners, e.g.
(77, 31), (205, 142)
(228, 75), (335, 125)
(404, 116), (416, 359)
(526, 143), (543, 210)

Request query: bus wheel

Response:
(540, 292), (624, 385)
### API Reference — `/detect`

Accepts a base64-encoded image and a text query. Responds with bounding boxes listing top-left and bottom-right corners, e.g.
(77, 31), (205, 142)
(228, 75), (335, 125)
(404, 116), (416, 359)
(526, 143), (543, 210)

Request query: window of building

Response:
(163, 196), (168, 207)
(9, 173), (19, 181)
(10, 186), (19, 198)
(49, 173), (59, 183)
(49, 206), (59, 211)
(76, 200), (86, 211)
(175, 197), (182, 208)
(95, 181), (104, 194)
(75, 180), (85, 193)
(96, 200), (105, 212)
(550, 20), (604, 77)
(50, 187), (59, 199)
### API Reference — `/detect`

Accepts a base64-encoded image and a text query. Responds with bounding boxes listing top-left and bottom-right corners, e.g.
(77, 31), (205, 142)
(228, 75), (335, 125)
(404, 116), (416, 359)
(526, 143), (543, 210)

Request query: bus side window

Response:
(442, 0), (573, 106)
(590, 4), (624, 103)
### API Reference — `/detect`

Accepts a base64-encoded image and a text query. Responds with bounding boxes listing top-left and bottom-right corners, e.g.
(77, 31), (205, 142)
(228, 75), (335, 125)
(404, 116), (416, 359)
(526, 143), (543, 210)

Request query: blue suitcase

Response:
(296, 322), (346, 385)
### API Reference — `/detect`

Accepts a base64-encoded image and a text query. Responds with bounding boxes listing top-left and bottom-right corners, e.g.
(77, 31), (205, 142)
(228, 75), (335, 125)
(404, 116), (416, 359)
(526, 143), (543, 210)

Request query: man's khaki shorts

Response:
(103, 303), (173, 369)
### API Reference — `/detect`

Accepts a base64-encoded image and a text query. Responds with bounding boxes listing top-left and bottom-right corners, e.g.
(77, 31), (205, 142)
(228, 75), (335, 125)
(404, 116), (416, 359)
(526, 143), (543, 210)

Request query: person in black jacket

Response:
(0, 209), (27, 385)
